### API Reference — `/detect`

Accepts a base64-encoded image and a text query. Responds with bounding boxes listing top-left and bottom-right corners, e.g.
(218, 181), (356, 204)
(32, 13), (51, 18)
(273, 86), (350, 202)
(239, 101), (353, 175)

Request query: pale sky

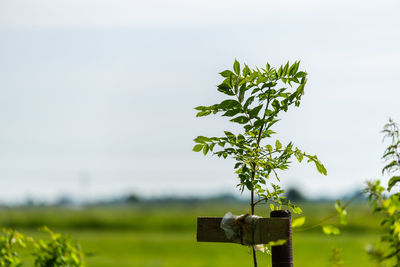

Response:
(0, 0), (399, 203)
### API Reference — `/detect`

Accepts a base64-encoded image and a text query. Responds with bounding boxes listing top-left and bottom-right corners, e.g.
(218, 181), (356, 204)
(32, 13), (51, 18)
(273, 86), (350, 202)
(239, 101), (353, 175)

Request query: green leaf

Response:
(203, 144), (209, 155)
(282, 61), (289, 76)
(245, 180), (253, 190)
(275, 140), (282, 150)
(314, 160), (327, 175)
(272, 99), (280, 111)
(294, 151), (304, 163)
(339, 210), (347, 225)
(209, 142), (215, 151)
(192, 144), (204, 152)
(220, 99), (240, 110)
(249, 105), (263, 118)
(224, 131), (236, 140)
(334, 200), (347, 225)
(251, 88), (261, 94)
(334, 200), (342, 211)
(322, 225), (340, 235)
(222, 109), (241, 117)
(294, 71), (307, 78)
(196, 110), (212, 117)
(292, 217), (306, 228)
(383, 160), (397, 174)
(217, 81), (231, 90)
(193, 136), (210, 143)
(388, 176), (400, 191)
(277, 66), (282, 77)
(289, 61), (299, 76)
(237, 134), (245, 144)
(291, 206), (303, 214)
(254, 119), (265, 128)
(268, 239), (287, 246)
(243, 65), (250, 76)
(220, 70), (234, 77)
(194, 106), (206, 111)
(238, 84), (246, 103)
(217, 88), (234, 96)
(234, 162), (242, 169)
(243, 96), (255, 110)
(233, 59), (241, 75)
(238, 77), (248, 86)
(289, 62), (297, 76)
(231, 116), (249, 124)
(296, 82), (305, 98)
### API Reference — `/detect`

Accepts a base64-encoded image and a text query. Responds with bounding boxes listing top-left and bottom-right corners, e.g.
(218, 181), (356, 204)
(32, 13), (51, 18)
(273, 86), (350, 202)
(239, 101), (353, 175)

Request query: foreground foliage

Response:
(0, 227), (84, 267)
(366, 118), (400, 266)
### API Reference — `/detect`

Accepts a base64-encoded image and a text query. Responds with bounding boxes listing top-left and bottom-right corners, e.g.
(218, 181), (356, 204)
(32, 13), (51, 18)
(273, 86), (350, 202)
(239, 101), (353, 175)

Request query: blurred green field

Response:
(0, 201), (386, 266)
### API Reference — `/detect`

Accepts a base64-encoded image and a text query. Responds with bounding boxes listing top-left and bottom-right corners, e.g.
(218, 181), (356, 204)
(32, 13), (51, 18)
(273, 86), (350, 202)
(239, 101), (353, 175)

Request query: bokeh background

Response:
(1, 0), (399, 266)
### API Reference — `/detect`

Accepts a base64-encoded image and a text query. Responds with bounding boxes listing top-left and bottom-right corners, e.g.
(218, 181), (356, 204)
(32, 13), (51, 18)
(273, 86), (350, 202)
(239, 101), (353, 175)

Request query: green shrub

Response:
(0, 227), (84, 267)
(0, 229), (25, 267)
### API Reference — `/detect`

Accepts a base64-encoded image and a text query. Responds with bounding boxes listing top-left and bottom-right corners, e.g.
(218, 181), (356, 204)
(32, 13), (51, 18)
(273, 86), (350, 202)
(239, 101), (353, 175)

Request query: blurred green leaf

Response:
(268, 239), (287, 246)
(388, 176), (400, 192)
(292, 217), (306, 228)
(322, 225), (340, 235)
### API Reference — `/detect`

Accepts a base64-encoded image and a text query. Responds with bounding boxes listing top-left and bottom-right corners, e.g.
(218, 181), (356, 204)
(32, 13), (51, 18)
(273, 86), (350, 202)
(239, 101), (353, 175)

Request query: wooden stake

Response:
(270, 210), (293, 267)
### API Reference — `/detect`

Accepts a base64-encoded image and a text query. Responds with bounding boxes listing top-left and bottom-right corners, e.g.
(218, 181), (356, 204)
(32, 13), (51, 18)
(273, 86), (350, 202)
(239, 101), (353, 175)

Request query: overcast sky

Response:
(0, 0), (399, 203)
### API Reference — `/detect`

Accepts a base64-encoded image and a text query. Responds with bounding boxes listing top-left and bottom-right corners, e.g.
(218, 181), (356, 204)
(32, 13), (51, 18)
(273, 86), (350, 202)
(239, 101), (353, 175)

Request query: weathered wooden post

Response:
(197, 214), (292, 266)
(271, 210), (293, 267)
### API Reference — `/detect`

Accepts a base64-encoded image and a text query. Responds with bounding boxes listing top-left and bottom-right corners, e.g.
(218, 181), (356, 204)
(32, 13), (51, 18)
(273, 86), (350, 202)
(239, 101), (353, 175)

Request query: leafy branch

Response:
(193, 60), (327, 215)
(365, 118), (400, 265)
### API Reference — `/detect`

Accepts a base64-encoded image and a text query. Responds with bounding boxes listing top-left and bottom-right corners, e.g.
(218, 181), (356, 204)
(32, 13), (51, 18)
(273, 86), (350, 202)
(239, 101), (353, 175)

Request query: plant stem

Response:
(252, 247), (258, 267)
(250, 95), (271, 212)
(250, 94), (271, 267)
(251, 169), (257, 267)
(251, 162), (257, 267)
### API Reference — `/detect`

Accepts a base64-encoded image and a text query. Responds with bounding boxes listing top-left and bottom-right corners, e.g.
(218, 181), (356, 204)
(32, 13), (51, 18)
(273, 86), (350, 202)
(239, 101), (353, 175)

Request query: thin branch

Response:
(250, 90), (272, 214)
(295, 192), (363, 232)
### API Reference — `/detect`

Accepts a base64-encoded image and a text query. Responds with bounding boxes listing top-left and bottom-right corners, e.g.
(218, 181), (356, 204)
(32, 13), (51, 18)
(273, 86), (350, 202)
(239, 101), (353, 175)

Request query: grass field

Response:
(0, 201), (387, 266)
